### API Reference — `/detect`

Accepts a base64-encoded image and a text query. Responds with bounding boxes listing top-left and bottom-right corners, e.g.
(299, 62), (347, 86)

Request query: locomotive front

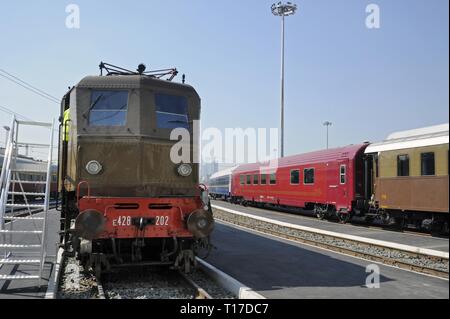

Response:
(58, 64), (213, 274)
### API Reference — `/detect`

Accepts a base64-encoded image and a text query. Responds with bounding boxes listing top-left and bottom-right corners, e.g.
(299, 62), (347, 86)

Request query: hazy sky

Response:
(0, 0), (448, 161)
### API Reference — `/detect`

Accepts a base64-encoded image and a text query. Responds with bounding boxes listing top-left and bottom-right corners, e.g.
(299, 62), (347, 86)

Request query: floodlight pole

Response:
(323, 121), (332, 149)
(280, 14), (285, 158)
(272, 2), (297, 158)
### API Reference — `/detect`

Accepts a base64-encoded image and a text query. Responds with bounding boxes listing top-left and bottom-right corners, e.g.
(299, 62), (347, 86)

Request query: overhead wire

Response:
(0, 68), (60, 101)
(0, 71), (59, 104)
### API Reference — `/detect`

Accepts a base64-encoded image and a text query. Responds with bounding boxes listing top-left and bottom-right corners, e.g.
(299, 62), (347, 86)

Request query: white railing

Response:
(39, 119), (55, 278)
(0, 116), (15, 230)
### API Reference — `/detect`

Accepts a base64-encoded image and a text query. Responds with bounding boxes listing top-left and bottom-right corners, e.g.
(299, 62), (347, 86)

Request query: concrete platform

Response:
(204, 221), (449, 299)
(212, 200), (449, 252)
(0, 209), (60, 299)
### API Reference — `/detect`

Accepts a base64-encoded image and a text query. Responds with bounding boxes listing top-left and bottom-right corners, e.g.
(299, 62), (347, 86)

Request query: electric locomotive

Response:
(57, 62), (214, 275)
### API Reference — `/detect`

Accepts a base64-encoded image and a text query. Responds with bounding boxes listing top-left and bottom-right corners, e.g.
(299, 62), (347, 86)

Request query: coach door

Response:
(326, 161), (339, 205)
(336, 159), (349, 208)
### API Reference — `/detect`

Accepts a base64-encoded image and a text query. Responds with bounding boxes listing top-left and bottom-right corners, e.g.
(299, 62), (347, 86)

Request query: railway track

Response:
(57, 255), (235, 299)
(212, 206), (449, 279)
(98, 268), (217, 299)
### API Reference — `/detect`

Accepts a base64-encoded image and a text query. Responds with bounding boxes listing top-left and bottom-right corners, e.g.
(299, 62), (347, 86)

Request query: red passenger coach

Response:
(231, 144), (369, 222)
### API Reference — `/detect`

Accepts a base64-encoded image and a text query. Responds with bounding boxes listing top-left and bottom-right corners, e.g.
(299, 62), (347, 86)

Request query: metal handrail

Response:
(0, 116), (15, 230)
(39, 119), (55, 284)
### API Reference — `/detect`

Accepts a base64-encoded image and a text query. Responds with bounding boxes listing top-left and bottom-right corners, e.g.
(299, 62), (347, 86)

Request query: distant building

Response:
(200, 160), (219, 183)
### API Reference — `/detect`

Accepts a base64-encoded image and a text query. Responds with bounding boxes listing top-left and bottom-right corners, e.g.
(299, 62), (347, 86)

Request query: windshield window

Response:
(89, 90), (128, 126)
(155, 93), (189, 129)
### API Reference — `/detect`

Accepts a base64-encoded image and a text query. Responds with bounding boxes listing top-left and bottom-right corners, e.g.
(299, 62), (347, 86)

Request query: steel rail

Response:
(95, 274), (106, 299)
(178, 270), (213, 299)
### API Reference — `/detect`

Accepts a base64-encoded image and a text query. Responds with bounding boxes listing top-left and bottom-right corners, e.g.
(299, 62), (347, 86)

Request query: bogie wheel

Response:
(315, 206), (327, 220)
(381, 212), (393, 226)
(338, 212), (351, 224)
(364, 216), (374, 224)
(316, 210), (326, 220)
(430, 220), (444, 237)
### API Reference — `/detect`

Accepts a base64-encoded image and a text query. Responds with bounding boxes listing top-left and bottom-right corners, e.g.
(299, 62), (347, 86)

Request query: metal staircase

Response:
(0, 116), (54, 286)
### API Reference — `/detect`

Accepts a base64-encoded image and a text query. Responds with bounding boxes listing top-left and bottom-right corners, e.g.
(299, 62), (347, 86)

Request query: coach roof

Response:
(234, 144), (368, 173)
(209, 166), (239, 180)
(365, 123), (449, 154)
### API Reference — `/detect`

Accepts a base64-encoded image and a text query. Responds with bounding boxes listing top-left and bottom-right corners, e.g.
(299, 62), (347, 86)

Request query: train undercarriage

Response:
(227, 196), (449, 235)
(64, 234), (212, 277)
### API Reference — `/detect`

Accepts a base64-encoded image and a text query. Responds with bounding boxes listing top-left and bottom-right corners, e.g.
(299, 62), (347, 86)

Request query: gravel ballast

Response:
(105, 267), (235, 299)
(57, 255), (236, 299)
(58, 256), (101, 299)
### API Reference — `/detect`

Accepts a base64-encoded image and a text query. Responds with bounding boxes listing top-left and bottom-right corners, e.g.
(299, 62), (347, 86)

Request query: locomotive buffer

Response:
(0, 116), (54, 287)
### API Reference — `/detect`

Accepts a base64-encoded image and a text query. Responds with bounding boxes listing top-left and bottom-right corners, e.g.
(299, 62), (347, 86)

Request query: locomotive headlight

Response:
(177, 163), (192, 177)
(86, 160), (102, 175)
(187, 209), (214, 238)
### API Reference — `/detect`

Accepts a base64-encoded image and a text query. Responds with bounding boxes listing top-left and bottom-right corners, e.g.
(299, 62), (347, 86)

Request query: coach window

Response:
(253, 174), (259, 185)
(269, 173), (276, 185)
(290, 169), (299, 184)
(240, 175), (245, 185)
(397, 154), (409, 177)
(421, 152), (435, 176)
(155, 93), (189, 129)
(304, 168), (315, 185)
(260, 174), (267, 185)
(88, 90), (129, 126)
(340, 165), (346, 184)
(246, 175), (252, 185)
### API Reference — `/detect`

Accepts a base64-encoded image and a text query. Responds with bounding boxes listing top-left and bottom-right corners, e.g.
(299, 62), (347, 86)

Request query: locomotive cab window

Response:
(290, 169), (299, 184)
(421, 152), (435, 176)
(253, 174), (259, 185)
(246, 175), (252, 185)
(340, 165), (346, 184)
(240, 175), (245, 185)
(397, 154), (409, 177)
(88, 90), (129, 126)
(304, 168), (315, 184)
(155, 93), (189, 129)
